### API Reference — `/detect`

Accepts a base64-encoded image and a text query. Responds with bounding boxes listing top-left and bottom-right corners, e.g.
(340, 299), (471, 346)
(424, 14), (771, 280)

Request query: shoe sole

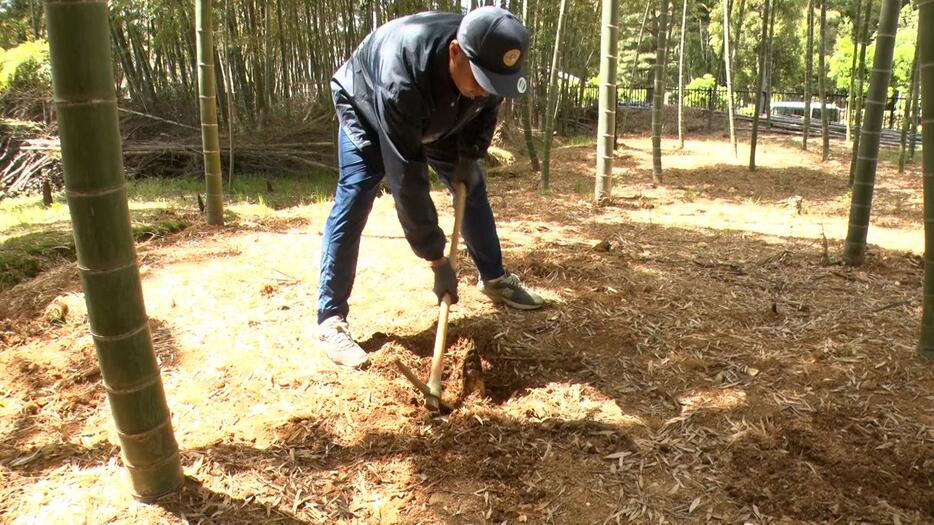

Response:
(327, 354), (370, 370)
(482, 292), (544, 310)
(317, 338), (370, 369)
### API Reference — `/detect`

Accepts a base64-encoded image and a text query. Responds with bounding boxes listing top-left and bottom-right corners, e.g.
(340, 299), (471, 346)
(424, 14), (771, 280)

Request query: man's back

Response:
(332, 12), (466, 145)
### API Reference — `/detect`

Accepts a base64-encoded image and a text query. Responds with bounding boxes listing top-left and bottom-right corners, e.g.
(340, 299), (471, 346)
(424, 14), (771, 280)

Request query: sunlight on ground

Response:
(499, 382), (645, 427)
(678, 388), (747, 412)
(608, 136), (924, 254)
(9, 460), (136, 525)
(626, 199), (923, 254)
(2, 135), (931, 524)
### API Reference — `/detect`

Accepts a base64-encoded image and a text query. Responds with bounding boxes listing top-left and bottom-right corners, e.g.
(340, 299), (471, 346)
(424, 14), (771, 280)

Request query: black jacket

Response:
(331, 11), (502, 261)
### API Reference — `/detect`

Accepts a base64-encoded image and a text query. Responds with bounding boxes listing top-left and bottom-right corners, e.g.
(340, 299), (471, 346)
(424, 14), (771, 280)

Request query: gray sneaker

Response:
(317, 316), (369, 369)
(479, 272), (545, 310)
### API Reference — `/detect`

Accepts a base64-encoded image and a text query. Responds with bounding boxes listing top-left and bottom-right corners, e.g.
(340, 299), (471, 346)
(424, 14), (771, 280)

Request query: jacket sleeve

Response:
(375, 83), (446, 261)
(456, 98), (502, 159)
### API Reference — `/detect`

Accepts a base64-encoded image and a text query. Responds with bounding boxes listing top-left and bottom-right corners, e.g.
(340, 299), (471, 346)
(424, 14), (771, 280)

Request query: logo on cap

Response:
(517, 77), (527, 94)
(503, 49), (522, 67)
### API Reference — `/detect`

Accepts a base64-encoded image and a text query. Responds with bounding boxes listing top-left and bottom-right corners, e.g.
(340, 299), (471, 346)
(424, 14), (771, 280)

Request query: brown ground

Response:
(1, 132), (932, 524)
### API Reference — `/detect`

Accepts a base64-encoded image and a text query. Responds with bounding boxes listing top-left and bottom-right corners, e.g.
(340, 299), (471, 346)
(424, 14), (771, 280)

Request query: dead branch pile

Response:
(0, 120), (62, 199)
(1, 110), (338, 198)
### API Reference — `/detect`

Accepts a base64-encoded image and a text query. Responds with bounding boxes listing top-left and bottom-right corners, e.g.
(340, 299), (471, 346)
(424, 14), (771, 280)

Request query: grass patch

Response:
(0, 171), (335, 292)
(0, 230), (74, 291)
(878, 144), (922, 168)
(128, 171), (336, 210)
(0, 215), (191, 291)
(0, 215), (192, 291)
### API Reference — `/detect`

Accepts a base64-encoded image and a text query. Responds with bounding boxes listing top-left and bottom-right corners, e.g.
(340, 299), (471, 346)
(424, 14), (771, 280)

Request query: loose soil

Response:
(1, 133), (932, 524)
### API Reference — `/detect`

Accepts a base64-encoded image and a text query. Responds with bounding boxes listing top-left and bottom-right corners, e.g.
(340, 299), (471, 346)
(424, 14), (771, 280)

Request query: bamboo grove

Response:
(99, 0), (605, 134)
(3, 0), (919, 149)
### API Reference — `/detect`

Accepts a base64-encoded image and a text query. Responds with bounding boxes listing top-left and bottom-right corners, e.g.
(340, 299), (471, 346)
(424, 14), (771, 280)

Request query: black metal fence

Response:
(579, 85), (918, 130)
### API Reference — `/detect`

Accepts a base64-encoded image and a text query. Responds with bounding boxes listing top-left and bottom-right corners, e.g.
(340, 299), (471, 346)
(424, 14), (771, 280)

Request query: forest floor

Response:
(0, 132), (932, 524)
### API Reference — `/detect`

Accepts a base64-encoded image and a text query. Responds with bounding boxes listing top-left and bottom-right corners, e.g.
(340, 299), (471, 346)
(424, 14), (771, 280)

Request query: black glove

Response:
(452, 158), (481, 192)
(431, 258), (459, 304)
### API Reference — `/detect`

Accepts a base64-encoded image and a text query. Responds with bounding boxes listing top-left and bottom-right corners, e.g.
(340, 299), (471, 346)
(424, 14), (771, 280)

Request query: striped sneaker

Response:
(479, 272), (544, 310)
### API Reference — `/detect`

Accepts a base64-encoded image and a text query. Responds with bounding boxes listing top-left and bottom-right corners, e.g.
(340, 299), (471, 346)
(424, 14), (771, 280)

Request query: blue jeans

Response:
(317, 129), (505, 324)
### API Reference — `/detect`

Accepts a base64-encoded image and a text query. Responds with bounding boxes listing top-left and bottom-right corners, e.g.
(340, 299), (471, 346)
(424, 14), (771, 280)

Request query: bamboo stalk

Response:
(803, 0), (814, 150)
(677, 0), (687, 149)
(594, 0), (619, 201)
(843, 0), (901, 266)
(619, 0), (651, 134)
(918, 0), (933, 357)
(540, 0), (568, 193)
(899, 37), (920, 174)
(196, 0), (225, 225)
(849, 0), (873, 184)
(519, 0), (540, 173)
(749, 0), (771, 171)
(652, 0), (670, 183)
(723, 0), (738, 158)
(44, 0), (183, 500)
(847, 0), (864, 144)
(818, 0), (830, 161)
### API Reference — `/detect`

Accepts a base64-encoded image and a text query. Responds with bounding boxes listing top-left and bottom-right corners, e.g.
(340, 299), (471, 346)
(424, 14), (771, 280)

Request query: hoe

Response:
(393, 182), (467, 413)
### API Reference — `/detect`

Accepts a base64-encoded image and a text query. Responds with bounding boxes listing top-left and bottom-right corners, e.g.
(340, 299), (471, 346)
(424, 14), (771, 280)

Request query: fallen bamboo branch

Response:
(116, 107), (201, 131)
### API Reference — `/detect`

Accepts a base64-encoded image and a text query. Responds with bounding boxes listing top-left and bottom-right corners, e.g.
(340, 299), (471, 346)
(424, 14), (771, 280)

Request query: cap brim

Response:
(468, 60), (526, 98)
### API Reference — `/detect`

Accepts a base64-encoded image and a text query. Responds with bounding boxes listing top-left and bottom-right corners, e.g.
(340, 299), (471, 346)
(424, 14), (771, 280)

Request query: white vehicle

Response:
(770, 101), (842, 122)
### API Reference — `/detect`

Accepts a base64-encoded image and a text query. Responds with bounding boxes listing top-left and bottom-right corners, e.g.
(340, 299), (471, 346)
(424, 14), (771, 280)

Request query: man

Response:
(318, 6), (544, 368)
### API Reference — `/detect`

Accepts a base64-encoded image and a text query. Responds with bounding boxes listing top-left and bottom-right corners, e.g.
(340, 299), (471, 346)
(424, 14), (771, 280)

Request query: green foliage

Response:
(829, 31), (857, 91)
(685, 74), (724, 107)
(829, 4), (918, 96)
(0, 0), (35, 49)
(0, 39), (50, 93)
(687, 73), (717, 91)
(707, 0), (808, 92)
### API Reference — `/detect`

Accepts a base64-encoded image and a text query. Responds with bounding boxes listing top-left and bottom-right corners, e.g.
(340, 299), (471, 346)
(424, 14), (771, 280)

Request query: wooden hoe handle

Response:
(426, 182), (467, 410)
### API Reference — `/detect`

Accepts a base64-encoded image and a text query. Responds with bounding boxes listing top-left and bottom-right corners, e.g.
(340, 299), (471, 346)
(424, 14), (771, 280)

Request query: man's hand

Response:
(431, 257), (458, 304)
(452, 158), (481, 192)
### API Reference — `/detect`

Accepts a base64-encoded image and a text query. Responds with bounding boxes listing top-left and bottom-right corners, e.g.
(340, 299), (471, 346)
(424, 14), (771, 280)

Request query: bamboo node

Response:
(90, 319), (149, 341)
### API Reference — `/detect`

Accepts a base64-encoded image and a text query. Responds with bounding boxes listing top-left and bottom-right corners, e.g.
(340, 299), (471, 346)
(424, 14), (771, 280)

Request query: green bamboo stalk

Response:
(918, 0), (934, 358)
(803, 0), (814, 150)
(730, 0), (747, 76)
(677, 0), (687, 149)
(909, 70), (921, 159)
(723, 0), (738, 158)
(44, 0), (183, 500)
(846, 0), (864, 145)
(540, 0), (568, 193)
(899, 37), (919, 174)
(749, 0), (771, 171)
(652, 0), (670, 183)
(842, 0), (900, 266)
(849, 0), (873, 185)
(764, 0), (777, 129)
(819, 0), (830, 161)
(519, 0), (540, 172)
(196, 0), (225, 225)
(595, 0), (619, 201)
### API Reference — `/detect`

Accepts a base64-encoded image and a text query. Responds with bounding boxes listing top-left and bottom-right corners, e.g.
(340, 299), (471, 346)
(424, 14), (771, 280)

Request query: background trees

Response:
(0, 0), (924, 202)
(0, 1), (921, 146)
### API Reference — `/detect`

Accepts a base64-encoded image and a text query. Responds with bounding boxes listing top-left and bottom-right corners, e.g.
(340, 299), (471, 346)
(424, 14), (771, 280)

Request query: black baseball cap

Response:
(456, 6), (530, 98)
